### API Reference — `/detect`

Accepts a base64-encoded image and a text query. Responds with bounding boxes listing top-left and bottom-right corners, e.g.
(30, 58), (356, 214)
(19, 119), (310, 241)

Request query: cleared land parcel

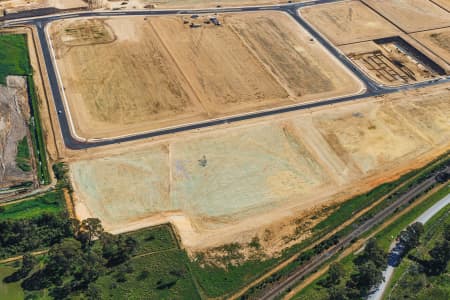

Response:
(70, 84), (450, 251)
(49, 12), (361, 140)
(300, 0), (400, 45)
(362, 0), (450, 33)
(412, 28), (450, 64)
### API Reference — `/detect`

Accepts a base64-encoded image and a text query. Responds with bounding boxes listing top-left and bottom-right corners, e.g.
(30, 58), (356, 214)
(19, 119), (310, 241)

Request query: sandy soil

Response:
(0, 76), (34, 188)
(431, 0), (450, 11)
(0, 0), (86, 14)
(362, 0), (450, 33)
(300, 0), (400, 45)
(49, 13), (361, 140)
(69, 83), (450, 252)
(412, 28), (450, 64)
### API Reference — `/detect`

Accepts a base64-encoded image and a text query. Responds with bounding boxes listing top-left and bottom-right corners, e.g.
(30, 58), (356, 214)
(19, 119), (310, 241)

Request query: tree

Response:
(328, 262), (345, 286)
(444, 223), (450, 241)
(355, 238), (386, 269)
(100, 233), (137, 266)
(79, 218), (104, 247)
(85, 284), (102, 300)
(351, 261), (384, 296)
(426, 240), (450, 275)
(399, 222), (424, 252)
(3, 253), (36, 283)
(328, 285), (349, 300)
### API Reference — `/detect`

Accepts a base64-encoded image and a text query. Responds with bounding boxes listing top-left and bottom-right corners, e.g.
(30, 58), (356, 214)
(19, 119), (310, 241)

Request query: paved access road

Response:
(2, 0), (450, 150)
(259, 166), (449, 300)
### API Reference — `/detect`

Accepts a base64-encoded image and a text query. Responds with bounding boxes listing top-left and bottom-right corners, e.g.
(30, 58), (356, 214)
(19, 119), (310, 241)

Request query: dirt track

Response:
(49, 12), (361, 140)
(69, 82), (450, 252)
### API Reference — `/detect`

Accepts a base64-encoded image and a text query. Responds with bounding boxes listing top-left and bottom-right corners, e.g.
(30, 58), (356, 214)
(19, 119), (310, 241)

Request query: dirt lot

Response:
(49, 13), (361, 140)
(69, 83), (450, 252)
(431, 0), (450, 11)
(412, 27), (450, 64)
(0, 76), (34, 188)
(362, 0), (450, 33)
(300, 0), (400, 45)
(0, 0), (85, 14)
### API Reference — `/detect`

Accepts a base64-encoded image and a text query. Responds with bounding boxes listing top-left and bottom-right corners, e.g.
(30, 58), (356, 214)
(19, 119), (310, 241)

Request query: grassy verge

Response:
(291, 184), (450, 300)
(27, 76), (50, 185)
(0, 190), (65, 221)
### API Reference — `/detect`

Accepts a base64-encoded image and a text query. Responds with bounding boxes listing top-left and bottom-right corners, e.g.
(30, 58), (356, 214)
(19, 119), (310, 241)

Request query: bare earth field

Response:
(0, 0), (85, 14)
(106, 0), (292, 10)
(431, 0), (450, 11)
(0, 76), (33, 188)
(412, 27), (450, 64)
(48, 12), (362, 140)
(362, 0), (450, 33)
(70, 83), (450, 252)
(300, 0), (400, 45)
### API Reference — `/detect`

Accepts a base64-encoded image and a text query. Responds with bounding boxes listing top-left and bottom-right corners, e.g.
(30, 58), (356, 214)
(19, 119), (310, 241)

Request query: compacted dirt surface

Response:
(412, 28), (450, 65)
(361, 0), (450, 33)
(68, 82), (450, 253)
(0, 76), (33, 188)
(48, 12), (362, 140)
(300, 0), (400, 45)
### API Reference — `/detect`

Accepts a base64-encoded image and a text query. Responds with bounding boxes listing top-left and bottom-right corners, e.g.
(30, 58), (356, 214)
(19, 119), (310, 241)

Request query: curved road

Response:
(3, 1), (450, 150)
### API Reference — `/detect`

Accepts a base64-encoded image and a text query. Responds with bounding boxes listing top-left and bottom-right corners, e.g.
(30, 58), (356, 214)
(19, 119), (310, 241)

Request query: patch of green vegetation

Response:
(0, 34), (31, 84)
(375, 185), (450, 250)
(15, 136), (31, 172)
(27, 76), (50, 185)
(190, 257), (277, 298)
(94, 249), (200, 299)
(385, 203), (450, 299)
(124, 225), (178, 256)
(291, 185), (450, 300)
(0, 190), (65, 221)
(9, 223), (201, 299)
(0, 264), (24, 300)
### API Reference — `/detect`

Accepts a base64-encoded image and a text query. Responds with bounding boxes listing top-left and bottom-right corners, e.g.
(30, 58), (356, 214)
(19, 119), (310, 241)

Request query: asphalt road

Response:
(2, 0), (450, 150)
(369, 192), (450, 300)
(259, 166), (449, 300)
